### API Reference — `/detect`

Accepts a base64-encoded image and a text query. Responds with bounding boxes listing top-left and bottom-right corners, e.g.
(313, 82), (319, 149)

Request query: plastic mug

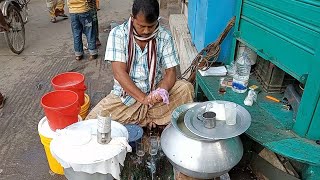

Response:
(225, 102), (237, 125)
(202, 111), (216, 128)
(136, 139), (145, 157)
(149, 136), (158, 156)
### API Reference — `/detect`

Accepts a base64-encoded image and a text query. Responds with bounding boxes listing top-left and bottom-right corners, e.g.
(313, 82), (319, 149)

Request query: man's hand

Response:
(141, 93), (162, 106)
(141, 95), (151, 105)
(149, 91), (163, 105)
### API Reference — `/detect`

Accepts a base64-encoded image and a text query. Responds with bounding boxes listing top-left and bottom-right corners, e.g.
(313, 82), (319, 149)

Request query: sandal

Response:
(50, 17), (57, 23)
(58, 14), (68, 19)
(89, 54), (98, 61)
(96, 39), (102, 47)
(75, 55), (83, 61)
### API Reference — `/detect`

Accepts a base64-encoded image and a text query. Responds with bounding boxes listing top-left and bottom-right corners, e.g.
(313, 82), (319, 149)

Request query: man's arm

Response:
(157, 67), (176, 91)
(156, 32), (179, 92)
(112, 61), (149, 105)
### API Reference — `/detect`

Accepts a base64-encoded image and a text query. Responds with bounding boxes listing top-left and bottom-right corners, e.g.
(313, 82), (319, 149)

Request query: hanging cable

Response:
(178, 17), (236, 84)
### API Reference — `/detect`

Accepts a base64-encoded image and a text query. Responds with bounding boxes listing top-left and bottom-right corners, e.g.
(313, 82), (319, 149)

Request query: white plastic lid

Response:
(38, 117), (56, 138)
(37, 116), (82, 138)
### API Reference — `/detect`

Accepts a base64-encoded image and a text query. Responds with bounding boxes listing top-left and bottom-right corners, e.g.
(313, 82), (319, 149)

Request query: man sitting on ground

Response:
(86, 0), (194, 128)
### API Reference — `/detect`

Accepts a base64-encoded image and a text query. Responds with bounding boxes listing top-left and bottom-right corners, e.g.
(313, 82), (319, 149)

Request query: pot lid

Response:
(171, 103), (211, 141)
(184, 101), (251, 140)
(124, 124), (143, 143)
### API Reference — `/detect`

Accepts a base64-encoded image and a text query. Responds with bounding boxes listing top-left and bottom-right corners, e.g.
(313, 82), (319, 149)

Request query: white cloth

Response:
(50, 119), (131, 180)
(198, 66), (227, 76)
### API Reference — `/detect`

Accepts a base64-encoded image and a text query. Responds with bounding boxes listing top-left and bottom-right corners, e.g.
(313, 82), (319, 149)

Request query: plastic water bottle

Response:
(232, 52), (251, 93)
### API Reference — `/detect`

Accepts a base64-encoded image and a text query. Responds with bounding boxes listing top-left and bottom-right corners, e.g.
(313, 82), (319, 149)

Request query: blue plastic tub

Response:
(124, 124), (143, 151)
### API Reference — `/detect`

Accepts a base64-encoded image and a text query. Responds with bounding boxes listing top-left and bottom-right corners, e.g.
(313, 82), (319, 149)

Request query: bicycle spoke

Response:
(4, 5), (25, 53)
(15, 11), (23, 50)
(12, 13), (17, 50)
(12, 27), (17, 50)
(10, 13), (19, 50)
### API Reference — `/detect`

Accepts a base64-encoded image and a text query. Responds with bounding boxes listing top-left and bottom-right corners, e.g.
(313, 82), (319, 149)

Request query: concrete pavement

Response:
(0, 0), (131, 179)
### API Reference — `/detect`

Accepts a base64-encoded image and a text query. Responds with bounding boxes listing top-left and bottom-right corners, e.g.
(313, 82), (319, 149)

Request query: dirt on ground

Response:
(0, 0), (131, 179)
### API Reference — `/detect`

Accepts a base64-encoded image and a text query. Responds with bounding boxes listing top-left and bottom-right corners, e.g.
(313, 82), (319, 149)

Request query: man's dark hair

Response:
(132, 0), (159, 23)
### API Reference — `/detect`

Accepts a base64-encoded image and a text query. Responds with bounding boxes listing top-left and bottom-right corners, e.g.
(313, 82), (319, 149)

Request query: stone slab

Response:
(169, 14), (198, 75)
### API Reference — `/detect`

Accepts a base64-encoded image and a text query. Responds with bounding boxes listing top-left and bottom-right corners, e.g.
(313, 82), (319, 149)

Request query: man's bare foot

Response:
(147, 122), (156, 130)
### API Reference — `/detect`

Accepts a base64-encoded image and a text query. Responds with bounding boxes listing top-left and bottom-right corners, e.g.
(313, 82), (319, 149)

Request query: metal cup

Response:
(202, 111), (216, 129)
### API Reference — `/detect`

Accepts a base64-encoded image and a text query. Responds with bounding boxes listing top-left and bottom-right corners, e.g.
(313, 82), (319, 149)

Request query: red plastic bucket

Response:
(41, 90), (80, 131)
(51, 72), (86, 106)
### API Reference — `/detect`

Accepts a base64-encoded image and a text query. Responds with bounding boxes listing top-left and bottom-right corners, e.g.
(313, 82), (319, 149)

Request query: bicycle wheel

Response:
(4, 5), (25, 54)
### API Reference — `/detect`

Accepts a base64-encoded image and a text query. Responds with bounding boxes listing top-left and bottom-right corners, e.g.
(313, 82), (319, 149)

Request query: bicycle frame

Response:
(1, 0), (22, 16)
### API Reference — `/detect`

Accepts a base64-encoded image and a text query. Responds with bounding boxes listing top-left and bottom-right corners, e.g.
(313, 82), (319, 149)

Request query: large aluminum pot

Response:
(161, 103), (243, 179)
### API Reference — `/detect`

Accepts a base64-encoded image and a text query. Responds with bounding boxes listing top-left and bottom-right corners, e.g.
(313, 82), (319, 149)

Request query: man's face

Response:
(132, 12), (158, 38)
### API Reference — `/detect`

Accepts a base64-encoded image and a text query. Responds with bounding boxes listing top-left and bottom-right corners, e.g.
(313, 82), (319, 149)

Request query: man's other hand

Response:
(149, 93), (163, 106)
(142, 93), (162, 107)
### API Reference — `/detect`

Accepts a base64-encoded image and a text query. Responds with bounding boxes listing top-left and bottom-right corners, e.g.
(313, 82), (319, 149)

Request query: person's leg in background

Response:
(92, 9), (101, 47)
(96, 0), (100, 10)
(81, 10), (97, 60)
(46, 0), (58, 22)
(55, 0), (68, 18)
(70, 13), (84, 60)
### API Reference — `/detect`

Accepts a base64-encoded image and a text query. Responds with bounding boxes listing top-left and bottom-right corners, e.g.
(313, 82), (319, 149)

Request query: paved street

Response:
(0, 0), (132, 179)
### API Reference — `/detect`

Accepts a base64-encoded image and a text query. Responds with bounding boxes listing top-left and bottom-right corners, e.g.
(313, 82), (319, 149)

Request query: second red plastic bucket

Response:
(51, 72), (86, 106)
(41, 90), (80, 131)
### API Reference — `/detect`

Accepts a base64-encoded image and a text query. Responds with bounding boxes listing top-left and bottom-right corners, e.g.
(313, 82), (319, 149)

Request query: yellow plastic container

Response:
(79, 94), (90, 120)
(38, 117), (64, 175)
